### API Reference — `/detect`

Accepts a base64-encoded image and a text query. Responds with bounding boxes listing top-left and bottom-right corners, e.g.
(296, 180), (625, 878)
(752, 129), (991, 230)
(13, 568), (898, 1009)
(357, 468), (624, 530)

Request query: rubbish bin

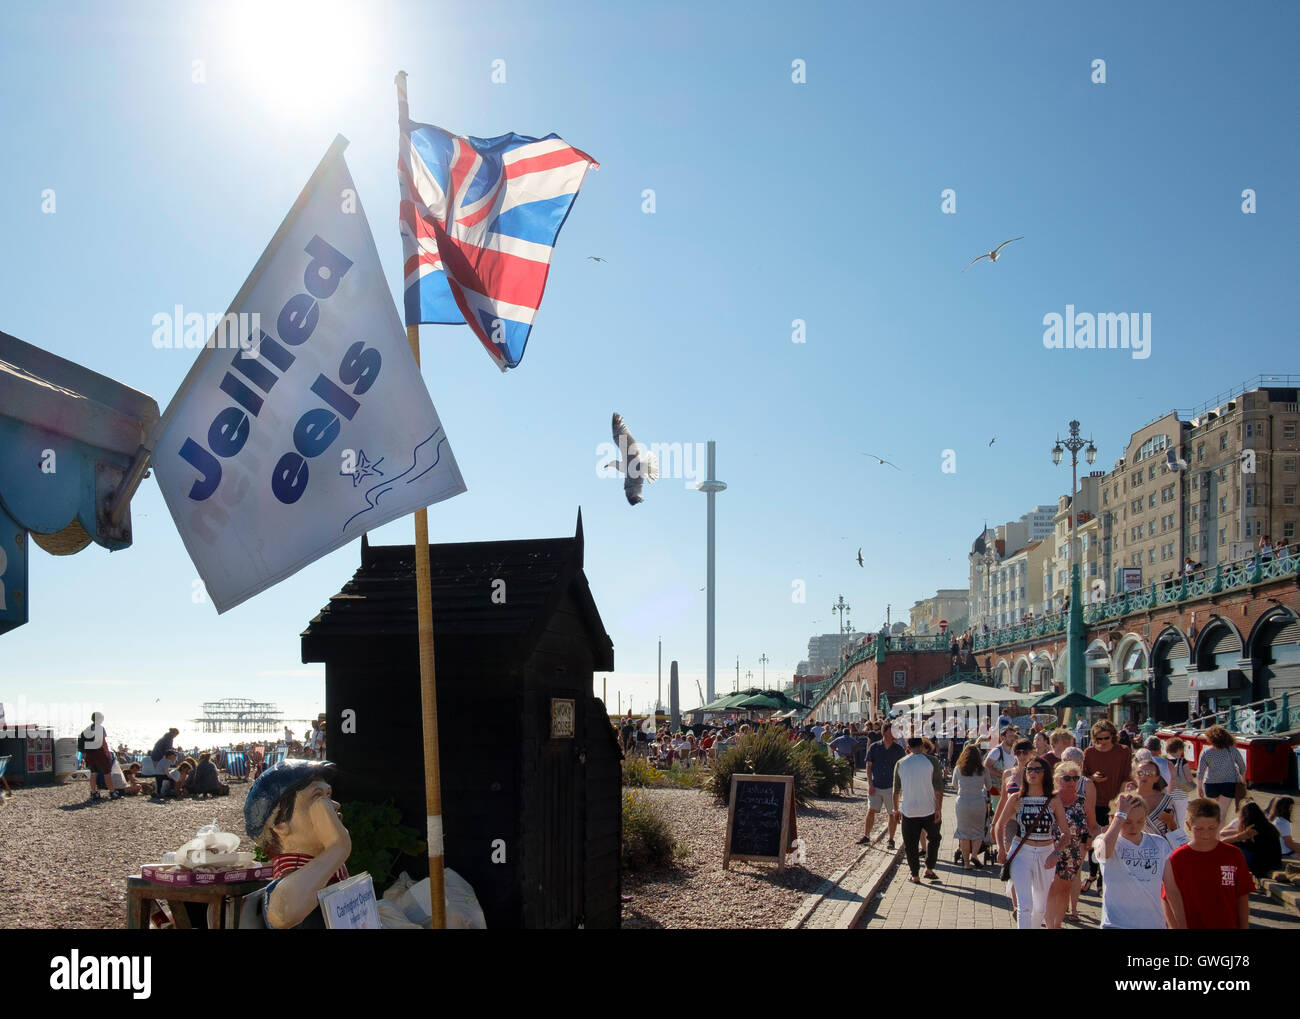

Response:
(1234, 736), (1296, 786)
(54, 737), (79, 783)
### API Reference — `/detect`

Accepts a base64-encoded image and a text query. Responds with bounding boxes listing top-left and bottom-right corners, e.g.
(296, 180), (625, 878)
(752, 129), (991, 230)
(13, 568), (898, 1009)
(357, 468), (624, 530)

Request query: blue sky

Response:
(1, 0), (1297, 730)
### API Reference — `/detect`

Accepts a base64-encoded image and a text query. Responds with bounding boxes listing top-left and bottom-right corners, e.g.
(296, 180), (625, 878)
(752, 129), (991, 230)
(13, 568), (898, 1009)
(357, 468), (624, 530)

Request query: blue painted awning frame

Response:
(0, 330), (159, 634)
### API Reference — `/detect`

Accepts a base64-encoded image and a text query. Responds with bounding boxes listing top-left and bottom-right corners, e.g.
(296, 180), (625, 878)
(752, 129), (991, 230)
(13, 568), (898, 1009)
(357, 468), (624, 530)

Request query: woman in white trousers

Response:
(997, 754), (1072, 930)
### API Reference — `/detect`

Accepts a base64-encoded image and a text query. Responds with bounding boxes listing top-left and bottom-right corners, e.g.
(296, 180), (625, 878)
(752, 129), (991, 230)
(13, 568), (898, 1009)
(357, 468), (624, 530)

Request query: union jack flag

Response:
(397, 75), (598, 372)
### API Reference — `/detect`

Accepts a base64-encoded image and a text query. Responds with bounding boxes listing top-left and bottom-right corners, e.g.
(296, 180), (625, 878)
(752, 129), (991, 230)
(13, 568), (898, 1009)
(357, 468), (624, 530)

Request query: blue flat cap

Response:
(245, 759), (336, 841)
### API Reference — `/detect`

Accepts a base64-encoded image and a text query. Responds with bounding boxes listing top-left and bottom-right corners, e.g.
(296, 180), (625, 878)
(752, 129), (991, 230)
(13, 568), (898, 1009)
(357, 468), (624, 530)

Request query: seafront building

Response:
(908, 589), (969, 634)
(804, 376), (1300, 726)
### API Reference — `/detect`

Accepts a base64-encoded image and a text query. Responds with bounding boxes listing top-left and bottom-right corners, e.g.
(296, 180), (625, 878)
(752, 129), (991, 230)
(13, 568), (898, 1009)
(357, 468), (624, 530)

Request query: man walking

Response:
(861, 722), (905, 846)
(895, 737), (945, 883)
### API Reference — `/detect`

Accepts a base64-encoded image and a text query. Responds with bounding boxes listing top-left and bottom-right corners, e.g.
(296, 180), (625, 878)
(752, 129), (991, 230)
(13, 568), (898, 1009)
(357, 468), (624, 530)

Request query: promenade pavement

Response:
(856, 783), (1299, 930)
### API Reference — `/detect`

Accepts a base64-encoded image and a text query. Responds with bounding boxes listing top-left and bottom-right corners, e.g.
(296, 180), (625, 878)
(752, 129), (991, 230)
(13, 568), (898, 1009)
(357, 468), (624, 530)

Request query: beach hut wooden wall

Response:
(300, 511), (620, 929)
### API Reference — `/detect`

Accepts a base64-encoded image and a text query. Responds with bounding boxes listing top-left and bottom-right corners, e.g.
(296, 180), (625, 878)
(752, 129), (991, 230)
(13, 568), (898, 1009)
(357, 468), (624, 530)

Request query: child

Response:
(1091, 792), (1172, 929)
(1161, 797), (1255, 929)
(121, 762), (147, 796)
(169, 759), (195, 798)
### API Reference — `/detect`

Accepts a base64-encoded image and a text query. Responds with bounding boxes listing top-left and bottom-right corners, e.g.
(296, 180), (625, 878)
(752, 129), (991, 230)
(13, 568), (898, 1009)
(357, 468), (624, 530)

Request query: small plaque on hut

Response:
(723, 774), (794, 872)
(550, 698), (575, 739)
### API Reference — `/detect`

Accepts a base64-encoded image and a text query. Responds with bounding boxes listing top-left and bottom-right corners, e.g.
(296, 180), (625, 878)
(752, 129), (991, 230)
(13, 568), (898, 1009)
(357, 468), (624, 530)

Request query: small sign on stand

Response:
(318, 872), (381, 929)
(723, 774), (795, 872)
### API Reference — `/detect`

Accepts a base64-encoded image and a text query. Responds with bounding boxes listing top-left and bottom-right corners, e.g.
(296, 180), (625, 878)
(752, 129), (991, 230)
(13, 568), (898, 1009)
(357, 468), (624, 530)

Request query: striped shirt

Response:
(271, 853), (349, 885)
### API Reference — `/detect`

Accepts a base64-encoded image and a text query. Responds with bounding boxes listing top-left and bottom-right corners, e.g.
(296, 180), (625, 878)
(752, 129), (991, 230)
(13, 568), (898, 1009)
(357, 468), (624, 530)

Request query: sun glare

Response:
(220, 0), (371, 120)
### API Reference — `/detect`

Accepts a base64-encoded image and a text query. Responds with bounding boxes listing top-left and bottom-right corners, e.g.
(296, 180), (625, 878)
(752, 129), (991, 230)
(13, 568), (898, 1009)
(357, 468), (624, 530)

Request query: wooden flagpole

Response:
(408, 327), (447, 931)
(397, 71), (446, 929)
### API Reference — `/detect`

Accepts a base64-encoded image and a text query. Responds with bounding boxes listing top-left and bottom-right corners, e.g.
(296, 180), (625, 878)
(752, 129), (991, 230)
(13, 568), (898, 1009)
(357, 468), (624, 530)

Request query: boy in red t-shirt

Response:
(1162, 797), (1255, 929)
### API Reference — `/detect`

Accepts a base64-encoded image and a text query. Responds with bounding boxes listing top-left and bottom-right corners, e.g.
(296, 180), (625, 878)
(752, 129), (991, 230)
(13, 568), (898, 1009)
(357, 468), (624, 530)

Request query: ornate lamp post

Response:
(1052, 421), (1097, 696)
(832, 595), (851, 666)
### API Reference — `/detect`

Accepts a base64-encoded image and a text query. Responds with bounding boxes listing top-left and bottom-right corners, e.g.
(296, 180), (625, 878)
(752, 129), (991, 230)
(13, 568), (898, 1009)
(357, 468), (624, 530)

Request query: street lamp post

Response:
(758, 652), (769, 687)
(832, 595), (851, 666)
(1052, 421), (1097, 696)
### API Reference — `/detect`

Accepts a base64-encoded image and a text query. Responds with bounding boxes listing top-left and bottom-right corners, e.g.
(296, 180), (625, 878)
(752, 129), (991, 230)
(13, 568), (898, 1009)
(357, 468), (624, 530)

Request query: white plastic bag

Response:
(377, 900), (422, 929)
(174, 823), (247, 869)
(399, 869), (487, 929)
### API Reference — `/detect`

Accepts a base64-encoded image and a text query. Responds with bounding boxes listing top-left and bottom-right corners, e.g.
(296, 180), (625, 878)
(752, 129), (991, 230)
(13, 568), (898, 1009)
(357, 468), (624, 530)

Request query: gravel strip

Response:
(0, 780), (255, 929)
(621, 786), (869, 929)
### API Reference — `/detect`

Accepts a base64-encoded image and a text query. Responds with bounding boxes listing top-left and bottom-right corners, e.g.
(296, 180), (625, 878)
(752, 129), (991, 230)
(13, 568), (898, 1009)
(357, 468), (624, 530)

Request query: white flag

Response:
(152, 137), (465, 612)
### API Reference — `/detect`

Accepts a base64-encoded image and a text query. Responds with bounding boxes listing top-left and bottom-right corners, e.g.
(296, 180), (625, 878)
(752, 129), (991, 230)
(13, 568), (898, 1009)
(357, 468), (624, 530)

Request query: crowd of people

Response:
(870, 716), (1296, 929)
(71, 714), (330, 803)
(617, 706), (1295, 930)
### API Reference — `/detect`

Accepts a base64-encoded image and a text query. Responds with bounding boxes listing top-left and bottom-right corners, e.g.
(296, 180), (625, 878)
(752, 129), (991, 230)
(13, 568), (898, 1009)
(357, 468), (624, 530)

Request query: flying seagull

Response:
(606, 412), (659, 505)
(857, 548), (864, 567)
(963, 236), (1024, 272)
(860, 452), (901, 470)
(988, 437), (996, 447)
(587, 256), (607, 262)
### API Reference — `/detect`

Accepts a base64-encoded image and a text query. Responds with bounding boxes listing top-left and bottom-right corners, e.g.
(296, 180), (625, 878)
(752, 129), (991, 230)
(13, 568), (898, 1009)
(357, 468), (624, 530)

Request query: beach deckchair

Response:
(225, 751), (250, 782)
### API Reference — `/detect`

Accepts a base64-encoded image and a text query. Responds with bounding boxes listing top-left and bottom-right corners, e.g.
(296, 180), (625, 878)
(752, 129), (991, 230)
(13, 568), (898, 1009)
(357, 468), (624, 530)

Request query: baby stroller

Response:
(952, 793), (996, 868)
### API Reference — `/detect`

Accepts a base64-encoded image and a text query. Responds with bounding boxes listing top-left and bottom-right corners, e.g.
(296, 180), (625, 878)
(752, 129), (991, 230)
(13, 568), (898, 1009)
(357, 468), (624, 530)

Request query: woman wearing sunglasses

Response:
(1046, 757), (1100, 927)
(1131, 755), (1179, 843)
(996, 753), (1071, 930)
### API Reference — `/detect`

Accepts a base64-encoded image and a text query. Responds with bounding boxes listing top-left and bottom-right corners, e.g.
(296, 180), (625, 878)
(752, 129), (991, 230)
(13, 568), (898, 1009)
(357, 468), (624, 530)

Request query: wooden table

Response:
(126, 875), (268, 929)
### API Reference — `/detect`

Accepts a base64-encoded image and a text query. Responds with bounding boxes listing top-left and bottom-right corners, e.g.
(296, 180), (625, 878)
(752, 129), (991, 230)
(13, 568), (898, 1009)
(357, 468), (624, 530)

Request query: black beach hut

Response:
(300, 511), (620, 928)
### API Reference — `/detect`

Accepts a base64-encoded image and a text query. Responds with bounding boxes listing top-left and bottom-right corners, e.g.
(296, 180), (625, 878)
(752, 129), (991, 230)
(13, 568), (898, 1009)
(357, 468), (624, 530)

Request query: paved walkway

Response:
(856, 787), (1299, 930)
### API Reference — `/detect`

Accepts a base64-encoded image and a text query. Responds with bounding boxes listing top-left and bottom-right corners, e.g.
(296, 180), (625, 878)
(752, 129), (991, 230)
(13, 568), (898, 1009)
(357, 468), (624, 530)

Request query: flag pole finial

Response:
(395, 70), (409, 126)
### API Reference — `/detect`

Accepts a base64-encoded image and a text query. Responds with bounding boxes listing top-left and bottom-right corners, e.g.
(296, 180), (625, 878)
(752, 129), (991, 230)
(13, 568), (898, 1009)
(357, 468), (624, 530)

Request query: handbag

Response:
(999, 800), (1051, 882)
(1165, 826), (1190, 850)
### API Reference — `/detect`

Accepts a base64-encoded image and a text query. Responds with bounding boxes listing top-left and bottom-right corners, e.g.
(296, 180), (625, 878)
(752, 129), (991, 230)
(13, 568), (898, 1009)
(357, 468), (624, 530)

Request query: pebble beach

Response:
(2, 776), (869, 930)
(621, 786), (869, 929)
(0, 779), (256, 929)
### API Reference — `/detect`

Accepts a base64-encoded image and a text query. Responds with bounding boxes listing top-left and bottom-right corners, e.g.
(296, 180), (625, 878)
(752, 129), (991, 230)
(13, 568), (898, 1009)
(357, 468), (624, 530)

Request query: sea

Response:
(27, 718), (322, 756)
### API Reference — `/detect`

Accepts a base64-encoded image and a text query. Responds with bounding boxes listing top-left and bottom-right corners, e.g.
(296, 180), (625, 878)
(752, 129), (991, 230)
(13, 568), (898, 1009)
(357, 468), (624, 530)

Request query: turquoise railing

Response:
(820, 633), (962, 697)
(1186, 693), (1299, 736)
(975, 554), (1300, 652)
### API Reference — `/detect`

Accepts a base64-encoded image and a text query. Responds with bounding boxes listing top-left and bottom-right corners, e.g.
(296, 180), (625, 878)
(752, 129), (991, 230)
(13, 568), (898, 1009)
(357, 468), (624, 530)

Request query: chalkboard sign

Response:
(723, 774), (794, 871)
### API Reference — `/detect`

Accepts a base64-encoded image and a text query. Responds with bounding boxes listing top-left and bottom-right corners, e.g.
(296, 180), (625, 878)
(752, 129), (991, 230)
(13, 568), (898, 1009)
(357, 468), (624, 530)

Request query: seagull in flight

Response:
(963, 236), (1023, 272)
(606, 412), (659, 505)
(857, 548), (864, 567)
(988, 437), (996, 447)
(860, 452), (901, 470)
(587, 256), (607, 262)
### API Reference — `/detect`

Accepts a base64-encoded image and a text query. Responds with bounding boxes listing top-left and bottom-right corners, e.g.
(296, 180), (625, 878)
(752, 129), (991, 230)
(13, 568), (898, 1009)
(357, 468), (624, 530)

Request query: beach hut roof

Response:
(301, 510), (612, 669)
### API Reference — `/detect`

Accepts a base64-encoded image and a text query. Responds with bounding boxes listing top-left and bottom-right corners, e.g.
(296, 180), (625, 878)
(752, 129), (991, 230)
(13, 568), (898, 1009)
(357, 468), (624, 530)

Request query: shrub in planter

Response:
(338, 800), (427, 894)
(622, 755), (659, 788)
(708, 725), (815, 806)
(621, 791), (681, 871)
(804, 746), (837, 797)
